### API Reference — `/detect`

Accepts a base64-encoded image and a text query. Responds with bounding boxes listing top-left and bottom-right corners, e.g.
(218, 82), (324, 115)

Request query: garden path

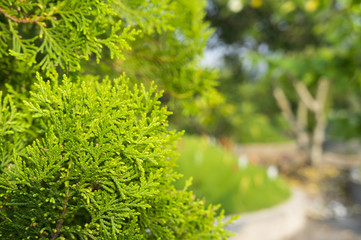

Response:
(291, 216), (361, 240)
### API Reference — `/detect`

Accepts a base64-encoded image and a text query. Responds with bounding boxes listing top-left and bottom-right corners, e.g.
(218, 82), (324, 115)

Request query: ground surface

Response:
(292, 217), (361, 240)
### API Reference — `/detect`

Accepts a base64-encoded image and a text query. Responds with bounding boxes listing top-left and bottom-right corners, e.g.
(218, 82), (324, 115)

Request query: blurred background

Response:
(83, 0), (361, 238)
(172, 0), (361, 239)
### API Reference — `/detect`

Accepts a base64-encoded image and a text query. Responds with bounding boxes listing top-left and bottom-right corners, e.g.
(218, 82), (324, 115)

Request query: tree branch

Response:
(0, 7), (45, 23)
(51, 189), (69, 240)
(273, 86), (309, 149)
(315, 78), (329, 110)
(297, 100), (307, 128)
(273, 87), (297, 128)
(294, 81), (318, 112)
(296, 101), (309, 148)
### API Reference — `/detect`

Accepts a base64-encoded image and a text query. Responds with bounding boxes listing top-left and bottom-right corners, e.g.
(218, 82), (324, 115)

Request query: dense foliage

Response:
(0, 0), (221, 114)
(0, 0), (233, 239)
(0, 77), (231, 239)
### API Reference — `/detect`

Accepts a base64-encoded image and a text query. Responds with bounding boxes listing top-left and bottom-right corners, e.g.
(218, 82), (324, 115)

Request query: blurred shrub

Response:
(171, 81), (292, 144)
(175, 135), (291, 214)
(233, 102), (291, 143)
(328, 111), (361, 140)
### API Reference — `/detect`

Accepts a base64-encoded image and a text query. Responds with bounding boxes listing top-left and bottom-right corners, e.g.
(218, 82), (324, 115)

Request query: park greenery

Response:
(0, 0), (234, 239)
(199, 0), (361, 165)
(175, 135), (290, 214)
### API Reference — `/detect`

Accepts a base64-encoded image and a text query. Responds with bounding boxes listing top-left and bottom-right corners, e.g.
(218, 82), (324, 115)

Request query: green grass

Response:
(175, 135), (291, 215)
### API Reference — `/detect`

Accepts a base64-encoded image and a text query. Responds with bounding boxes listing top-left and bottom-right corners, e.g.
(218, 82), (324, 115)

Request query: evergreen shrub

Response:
(0, 76), (232, 239)
(0, 0), (233, 239)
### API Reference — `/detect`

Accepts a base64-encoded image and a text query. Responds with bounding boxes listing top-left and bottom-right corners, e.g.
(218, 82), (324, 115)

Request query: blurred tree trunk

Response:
(296, 101), (309, 150)
(273, 87), (310, 150)
(274, 78), (329, 165)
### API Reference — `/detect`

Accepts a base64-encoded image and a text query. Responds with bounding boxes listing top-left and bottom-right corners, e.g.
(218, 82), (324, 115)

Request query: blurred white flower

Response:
(228, 0), (243, 13)
(267, 165), (278, 179)
(238, 154), (249, 168)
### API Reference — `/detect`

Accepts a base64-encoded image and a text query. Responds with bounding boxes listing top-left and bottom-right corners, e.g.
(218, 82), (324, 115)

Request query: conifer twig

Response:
(51, 189), (69, 240)
(0, 7), (45, 23)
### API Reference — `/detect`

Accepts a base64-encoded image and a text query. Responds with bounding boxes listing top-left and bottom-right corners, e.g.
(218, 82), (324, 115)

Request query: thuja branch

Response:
(0, 7), (45, 23)
(51, 189), (69, 240)
(113, 64), (193, 99)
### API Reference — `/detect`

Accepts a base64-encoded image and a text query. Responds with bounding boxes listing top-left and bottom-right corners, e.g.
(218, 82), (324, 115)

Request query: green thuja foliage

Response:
(0, 0), (234, 238)
(0, 0), (221, 113)
(0, 90), (33, 171)
(0, 0), (140, 88)
(113, 0), (221, 115)
(0, 76), (233, 239)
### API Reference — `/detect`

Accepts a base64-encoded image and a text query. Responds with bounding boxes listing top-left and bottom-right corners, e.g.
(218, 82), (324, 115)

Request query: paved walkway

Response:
(227, 189), (307, 240)
(292, 216), (361, 240)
